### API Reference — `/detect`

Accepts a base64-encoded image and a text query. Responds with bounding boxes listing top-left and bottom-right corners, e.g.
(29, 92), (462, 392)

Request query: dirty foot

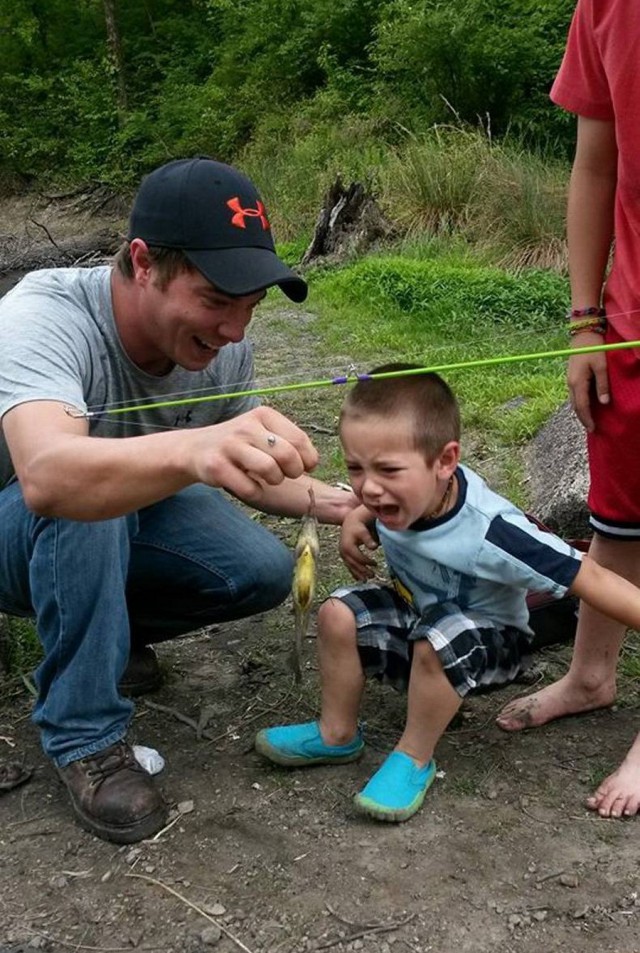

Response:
(496, 676), (615, 732)
(586, 757), (640, 818)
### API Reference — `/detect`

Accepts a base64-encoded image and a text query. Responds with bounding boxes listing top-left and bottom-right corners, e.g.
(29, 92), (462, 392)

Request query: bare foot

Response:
(587, 758), (640, 818)
(496, 675), (615, 732)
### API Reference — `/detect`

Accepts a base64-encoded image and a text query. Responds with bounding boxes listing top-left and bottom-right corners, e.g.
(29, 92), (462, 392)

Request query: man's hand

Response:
(340, 503), (379, 580)
(567, 332), (610, 431)
(193, 405), (318, 501)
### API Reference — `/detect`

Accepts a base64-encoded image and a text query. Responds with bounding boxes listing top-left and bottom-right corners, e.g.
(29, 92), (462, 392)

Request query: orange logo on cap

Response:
(227, 197), (270, 230)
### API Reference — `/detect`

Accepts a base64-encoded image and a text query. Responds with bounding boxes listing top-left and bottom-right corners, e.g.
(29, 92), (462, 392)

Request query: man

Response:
(497, 0), (640, 820)
(0, 157), (357, 843)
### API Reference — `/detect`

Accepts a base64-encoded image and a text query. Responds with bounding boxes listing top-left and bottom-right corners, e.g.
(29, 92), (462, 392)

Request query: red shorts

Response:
(587, 325), (640, 539)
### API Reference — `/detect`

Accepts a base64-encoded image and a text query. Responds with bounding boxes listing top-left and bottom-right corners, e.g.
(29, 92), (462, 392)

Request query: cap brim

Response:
(184, 247), (308, 303)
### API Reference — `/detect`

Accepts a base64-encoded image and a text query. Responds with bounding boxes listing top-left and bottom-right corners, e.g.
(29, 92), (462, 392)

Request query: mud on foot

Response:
(496, 675), (616, 732)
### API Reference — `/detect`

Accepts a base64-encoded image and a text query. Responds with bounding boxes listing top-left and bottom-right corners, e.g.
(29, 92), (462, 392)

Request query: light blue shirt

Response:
(379, 465), (583, 632)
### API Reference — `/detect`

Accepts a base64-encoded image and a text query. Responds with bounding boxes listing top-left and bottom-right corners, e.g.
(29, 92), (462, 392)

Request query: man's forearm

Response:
(19, 429), (199, 520)
(250, 475), (357, 524)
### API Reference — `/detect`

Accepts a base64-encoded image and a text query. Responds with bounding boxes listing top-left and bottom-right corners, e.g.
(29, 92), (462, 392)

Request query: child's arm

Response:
(340, 503), (379, 580)
(570, 556), (640, 630)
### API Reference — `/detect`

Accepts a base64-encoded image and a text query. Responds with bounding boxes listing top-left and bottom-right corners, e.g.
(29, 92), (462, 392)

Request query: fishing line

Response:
(78, 338), (640, 419)
(81, 305), (640, 415)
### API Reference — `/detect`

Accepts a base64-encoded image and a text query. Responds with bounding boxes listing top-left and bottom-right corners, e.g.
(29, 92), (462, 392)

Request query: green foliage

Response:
(2, 616), (41, 676)
(313, 255), (568, 341)
(0, 0), (579, 186)
(308, 253), (568, 465)
(371, 0), (576, 146)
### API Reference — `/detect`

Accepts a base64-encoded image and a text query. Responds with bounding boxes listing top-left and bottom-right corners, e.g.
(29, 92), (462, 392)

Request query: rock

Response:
(203, 903), (226, 917)
(48, 875), (69, 889)
(27, 937), (49, 950)
(559, 873), (580, 888)
(524, 401), (591, 539)
(200, 925), (222, 946)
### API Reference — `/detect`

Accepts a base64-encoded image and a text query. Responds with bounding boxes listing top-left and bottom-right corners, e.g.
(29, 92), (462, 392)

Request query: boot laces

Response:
(83, 743), (135, 782)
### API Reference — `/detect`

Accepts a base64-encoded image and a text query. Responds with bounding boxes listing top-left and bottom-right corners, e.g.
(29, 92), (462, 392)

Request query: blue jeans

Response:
(0, 482), (293, 766)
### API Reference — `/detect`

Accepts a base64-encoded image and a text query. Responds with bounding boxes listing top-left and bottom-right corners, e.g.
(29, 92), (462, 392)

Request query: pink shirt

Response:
(551, 0), (640, 340)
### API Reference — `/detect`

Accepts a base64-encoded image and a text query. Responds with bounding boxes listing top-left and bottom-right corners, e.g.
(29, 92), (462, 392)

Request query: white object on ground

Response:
(132, 744), (165, 775)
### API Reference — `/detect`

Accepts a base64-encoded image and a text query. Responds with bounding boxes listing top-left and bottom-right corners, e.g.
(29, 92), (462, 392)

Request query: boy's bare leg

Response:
(396, 640), (462, 766)
(317, 598), (366, 746)
(496, 536), (640, 732)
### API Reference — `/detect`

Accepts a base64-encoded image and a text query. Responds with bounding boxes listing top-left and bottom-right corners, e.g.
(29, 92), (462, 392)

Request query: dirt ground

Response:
(1, 194), (640, 953)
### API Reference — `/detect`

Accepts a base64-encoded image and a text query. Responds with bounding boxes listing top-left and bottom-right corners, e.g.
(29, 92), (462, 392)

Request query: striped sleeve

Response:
(479, 513), (583, 596)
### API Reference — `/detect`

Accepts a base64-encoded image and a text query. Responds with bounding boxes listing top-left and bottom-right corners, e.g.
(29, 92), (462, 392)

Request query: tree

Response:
(103, 0), (127, 120)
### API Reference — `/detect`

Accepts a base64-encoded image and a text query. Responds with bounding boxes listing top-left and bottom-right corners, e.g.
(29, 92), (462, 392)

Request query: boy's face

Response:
(340, 412), (459, 531)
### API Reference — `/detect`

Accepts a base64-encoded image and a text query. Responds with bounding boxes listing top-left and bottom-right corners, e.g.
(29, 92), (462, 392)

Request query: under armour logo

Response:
(227, 197), (270, 230)
(173, 409), (194, 427)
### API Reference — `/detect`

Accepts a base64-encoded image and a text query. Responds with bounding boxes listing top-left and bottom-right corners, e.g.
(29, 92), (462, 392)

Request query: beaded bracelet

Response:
(568, 316), (608, 337)
(566, 306), (606, 319)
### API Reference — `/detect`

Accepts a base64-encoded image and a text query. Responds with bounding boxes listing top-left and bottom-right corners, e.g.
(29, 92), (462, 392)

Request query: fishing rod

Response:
(73, 338), (640, 419)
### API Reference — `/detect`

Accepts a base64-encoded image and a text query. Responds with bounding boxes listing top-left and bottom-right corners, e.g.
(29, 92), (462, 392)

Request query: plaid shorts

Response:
(331, 583), (532, 697)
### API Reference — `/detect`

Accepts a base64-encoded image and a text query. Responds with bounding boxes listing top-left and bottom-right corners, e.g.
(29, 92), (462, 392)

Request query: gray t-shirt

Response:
(0, 266), (258, 488)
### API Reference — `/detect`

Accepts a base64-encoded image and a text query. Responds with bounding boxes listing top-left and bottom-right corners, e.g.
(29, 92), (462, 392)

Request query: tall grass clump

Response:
(382, 127), (488, 235)
(470, 145), (569, 271)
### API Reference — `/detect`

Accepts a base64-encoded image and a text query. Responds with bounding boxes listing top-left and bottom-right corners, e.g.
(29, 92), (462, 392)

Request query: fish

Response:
(290, 487), (320, 683)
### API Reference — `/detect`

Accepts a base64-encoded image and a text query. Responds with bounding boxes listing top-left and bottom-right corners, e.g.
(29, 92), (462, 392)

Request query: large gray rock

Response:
(524, 400), (591, 540)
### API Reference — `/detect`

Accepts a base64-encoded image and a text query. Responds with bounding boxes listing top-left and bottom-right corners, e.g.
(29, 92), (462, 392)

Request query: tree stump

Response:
(302, 177), (394, 265)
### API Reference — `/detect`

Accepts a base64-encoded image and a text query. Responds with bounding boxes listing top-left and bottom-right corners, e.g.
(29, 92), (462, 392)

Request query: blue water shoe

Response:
(354, 751), (436, 822)
(255, 720), (364, 767)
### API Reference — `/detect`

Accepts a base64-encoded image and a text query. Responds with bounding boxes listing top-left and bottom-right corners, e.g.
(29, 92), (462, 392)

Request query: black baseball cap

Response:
(128, 157), (308, 302)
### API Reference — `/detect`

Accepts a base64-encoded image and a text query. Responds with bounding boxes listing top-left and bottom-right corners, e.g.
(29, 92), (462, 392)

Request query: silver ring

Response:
(267, 434), (277, 448)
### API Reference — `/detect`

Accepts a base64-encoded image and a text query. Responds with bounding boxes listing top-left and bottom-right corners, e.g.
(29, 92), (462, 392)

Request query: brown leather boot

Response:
(57, 741), (168, 843)
(119, 646), (163, 697)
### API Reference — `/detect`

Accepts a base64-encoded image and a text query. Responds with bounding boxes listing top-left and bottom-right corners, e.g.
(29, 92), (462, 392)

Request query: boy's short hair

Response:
(340, 363), (461, 462)
(114, 241), (197, 290)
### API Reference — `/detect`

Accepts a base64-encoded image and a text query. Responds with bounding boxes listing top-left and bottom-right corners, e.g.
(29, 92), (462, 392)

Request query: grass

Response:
(618, 630), (640, 697)
(251, 119), (574, 506)
(587, 762), (613, 792)
(0, 614), (41, 676)
(304, 251), (569, 503)
(247, 119), (571, 273)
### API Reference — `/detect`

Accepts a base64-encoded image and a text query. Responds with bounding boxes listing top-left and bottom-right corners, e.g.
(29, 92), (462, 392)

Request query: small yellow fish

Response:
(291, 488), (319, 683)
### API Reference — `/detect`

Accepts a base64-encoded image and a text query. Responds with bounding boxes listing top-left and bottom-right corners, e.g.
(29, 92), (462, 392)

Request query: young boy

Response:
(255, 365), (640, 822)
